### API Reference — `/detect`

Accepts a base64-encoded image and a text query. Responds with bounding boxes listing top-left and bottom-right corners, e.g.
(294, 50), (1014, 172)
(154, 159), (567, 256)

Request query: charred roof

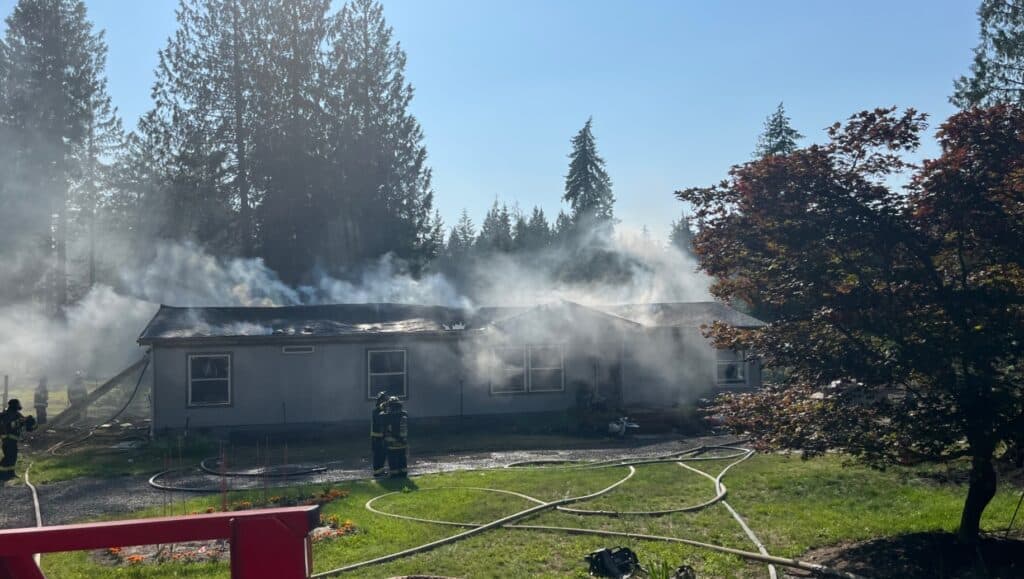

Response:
(137, 301), (762, 344)
(597, 302), (766, 329)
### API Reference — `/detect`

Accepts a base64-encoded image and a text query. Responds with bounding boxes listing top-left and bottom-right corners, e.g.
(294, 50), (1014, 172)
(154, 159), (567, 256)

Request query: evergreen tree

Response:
(325, 0), (437, 271)
(754, 102), (803, 157)
(2, 0), (116, 311)
(0, 37), (8, 99)
(147, 0), (266, 257)
(0, 37), (9, 230)
(106, 128), (163, 247)
(553, 210), (573, 241)
(564, 117), (615, 226)
(668, 211), (697, 258)
(953, 0), (1024, 107)
(476, 200), (513, 253)
(251, 0), (331, 282)
(525, 206), (551, 250)
(442, 209), (476, 263)
(511, 209), (529, 252)
(71, 28), (123, 289)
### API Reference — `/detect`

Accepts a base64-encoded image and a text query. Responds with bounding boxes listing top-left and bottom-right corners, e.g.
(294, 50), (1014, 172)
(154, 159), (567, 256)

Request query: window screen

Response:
(188, 354), (231, 406)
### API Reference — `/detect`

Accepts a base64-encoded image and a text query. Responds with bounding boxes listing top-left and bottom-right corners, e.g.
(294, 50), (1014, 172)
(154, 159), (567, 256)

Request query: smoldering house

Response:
(137, 301), (764, 432)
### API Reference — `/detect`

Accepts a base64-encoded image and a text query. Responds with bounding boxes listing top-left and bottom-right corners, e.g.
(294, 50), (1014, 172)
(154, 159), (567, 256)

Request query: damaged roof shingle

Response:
(138, 301), (763, 343)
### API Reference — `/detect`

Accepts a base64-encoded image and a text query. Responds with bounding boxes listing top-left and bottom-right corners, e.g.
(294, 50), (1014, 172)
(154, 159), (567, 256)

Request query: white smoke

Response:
(0, 227), (712, 388)
(310, 254), (472, 308)
(0, 241), (474, 384)
(464, 226), (711, 306)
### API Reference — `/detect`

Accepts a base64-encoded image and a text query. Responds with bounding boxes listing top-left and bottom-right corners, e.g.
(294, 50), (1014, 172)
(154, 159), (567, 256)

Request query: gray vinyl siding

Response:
(152, 338), (579, 431)
(149, 326), (762, 431)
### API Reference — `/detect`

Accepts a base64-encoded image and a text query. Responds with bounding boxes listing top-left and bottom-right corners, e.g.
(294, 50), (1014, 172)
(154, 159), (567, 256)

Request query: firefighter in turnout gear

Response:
(68, 371), (87, 405)
(370, 391), (388, 478)
(0, 399), (36, 484)
(383, 396), (408, 478)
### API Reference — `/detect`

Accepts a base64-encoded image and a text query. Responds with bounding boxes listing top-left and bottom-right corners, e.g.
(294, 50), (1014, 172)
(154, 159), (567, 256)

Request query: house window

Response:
(188, 354), (231, 406)
(716, 349), (747, 385)
(367, 349), (407, 398)
(491, 347), (527, 394)
(528, 345), (564, 392)
(282, 345), (314, 355)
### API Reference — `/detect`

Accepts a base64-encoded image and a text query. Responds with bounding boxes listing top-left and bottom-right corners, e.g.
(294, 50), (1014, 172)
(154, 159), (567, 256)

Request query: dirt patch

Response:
(793, 532), (1024, 578)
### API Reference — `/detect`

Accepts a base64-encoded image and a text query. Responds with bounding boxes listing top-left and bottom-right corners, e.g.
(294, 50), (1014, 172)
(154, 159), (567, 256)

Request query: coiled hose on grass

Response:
(142, 441), (859, 578)
(313, 445), (864, 579)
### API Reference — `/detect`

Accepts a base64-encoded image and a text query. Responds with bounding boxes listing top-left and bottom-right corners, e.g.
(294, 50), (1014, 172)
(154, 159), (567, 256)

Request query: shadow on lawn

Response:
(798, 531), (1023, 578)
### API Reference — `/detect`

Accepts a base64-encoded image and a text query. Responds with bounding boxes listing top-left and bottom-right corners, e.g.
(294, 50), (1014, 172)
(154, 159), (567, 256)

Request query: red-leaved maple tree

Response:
(678, 105), (1024, 542)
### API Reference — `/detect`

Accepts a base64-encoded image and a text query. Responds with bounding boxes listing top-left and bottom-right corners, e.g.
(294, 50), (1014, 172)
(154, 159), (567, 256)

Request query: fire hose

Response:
(142, 442), (860, 578)
(312, 445), (863, 579)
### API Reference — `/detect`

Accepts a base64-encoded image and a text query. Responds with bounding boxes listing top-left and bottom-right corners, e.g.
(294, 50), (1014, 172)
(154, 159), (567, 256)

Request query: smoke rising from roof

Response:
(0, 226), (710, 387)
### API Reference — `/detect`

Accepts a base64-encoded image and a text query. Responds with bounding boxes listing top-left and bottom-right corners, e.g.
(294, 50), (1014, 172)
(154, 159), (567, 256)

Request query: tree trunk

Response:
(88, 204), (96, 288)
(55, 183), (68, 317)
(958, 449), (997, 542)
(231, 0), (251, 256)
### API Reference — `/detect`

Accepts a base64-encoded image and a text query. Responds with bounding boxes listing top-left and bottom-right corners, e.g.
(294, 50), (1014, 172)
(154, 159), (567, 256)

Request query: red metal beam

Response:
(0, 506), (318, 555)
(0, 506), (319, 579)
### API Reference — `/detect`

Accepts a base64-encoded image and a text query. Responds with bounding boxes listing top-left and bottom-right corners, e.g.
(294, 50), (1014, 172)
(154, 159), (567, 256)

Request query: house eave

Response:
(138, 329), (481, 348)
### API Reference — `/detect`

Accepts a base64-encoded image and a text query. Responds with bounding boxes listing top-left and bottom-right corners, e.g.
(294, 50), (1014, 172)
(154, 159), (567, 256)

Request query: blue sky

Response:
(1, 0), (981, 239)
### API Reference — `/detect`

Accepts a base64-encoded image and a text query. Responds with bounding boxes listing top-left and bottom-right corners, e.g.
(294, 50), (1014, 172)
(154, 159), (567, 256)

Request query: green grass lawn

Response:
(34, 454), (1024, 578)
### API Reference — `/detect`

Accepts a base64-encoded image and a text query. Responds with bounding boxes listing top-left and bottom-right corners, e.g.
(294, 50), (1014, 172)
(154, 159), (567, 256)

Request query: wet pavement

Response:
(0, 434), (739, 528)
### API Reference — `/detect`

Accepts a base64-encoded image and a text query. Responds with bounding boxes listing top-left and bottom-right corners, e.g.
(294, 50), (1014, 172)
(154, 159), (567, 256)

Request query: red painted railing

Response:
(0, 505), (320, 578)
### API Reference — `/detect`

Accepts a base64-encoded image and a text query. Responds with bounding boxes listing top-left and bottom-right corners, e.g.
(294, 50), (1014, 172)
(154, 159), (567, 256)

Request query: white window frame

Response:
(366, 349), (407, 399)
(491, 346), (527, 395)
(527, 344), (565, 393)
(716, 349), (748, 386)
(187, 353), (232, 407)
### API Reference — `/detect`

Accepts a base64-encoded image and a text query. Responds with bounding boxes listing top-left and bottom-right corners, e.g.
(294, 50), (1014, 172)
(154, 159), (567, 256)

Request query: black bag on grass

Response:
(584, 546), (640, 578)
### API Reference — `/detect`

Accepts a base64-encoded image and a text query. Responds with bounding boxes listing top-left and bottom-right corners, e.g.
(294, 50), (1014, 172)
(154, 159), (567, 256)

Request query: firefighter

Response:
(370, 391), (388, 478)
(34, 377), (48, 425)
(383, 396), (408, 478)
(0, 399), (36, 484)
(67, 370), (87, 408)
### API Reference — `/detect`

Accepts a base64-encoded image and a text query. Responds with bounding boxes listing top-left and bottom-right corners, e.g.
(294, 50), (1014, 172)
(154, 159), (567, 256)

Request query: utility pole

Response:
(3, 374), (8, 407)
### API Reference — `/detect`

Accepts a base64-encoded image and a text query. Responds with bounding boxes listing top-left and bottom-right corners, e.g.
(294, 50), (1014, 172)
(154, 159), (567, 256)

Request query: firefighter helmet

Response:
(385, 396), (403, 411)
(376, 391), (389, 406)
(7, 399), (21, 412)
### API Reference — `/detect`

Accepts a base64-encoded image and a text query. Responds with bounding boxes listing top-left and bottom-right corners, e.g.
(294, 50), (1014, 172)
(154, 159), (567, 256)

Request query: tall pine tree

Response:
(953, 0), (1024, 107)
(476, 200), (513, 253)
(564, 117), (615, 227)
(754, 102), (803, 157)
(2, 0), (117, 311)
(71, 27), (123, 290)
(526, 206), (552, 250)
(146, 0), (265, 256)
(251, 0), (331, 282)
(445, 208), (476, 257)
(325, 0), (438, 271)
(668, 211), (697, 259)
